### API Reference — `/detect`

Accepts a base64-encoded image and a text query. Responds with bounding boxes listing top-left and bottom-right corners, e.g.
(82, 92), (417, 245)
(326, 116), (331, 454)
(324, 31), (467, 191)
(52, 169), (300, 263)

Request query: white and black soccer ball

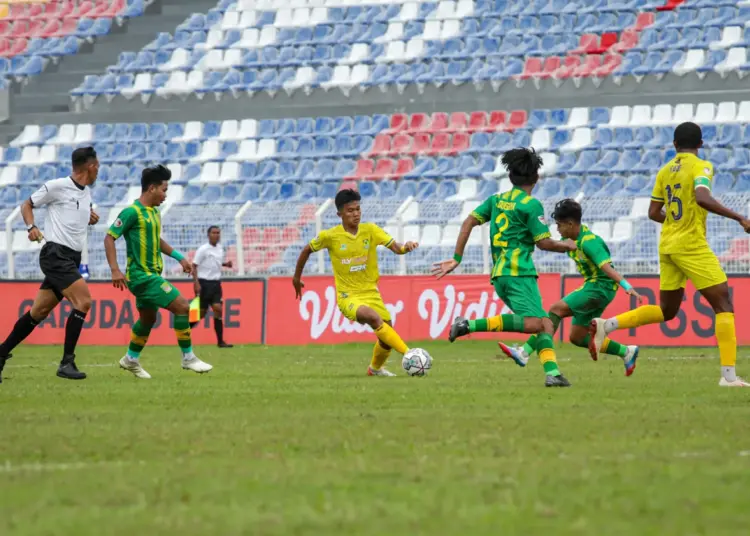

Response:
(402, 348), (433, 377)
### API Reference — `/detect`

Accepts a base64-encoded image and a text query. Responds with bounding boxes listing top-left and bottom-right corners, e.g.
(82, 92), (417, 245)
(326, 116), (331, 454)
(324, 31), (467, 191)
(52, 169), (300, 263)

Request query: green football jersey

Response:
(107, 200), (164, 281)
(471, 187), (550, 278)
(568, 225), (616, 289)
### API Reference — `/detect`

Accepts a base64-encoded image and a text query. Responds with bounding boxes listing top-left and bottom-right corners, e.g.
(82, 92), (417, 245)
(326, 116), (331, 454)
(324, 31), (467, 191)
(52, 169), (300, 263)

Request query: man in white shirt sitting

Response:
(191, 226), (233, 348)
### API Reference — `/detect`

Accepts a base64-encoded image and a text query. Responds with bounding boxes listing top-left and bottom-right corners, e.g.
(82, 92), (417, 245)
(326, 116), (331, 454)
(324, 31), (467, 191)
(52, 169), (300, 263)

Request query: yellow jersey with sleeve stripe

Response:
(309, 222), (394, 294)
(651, 152), (714, 255)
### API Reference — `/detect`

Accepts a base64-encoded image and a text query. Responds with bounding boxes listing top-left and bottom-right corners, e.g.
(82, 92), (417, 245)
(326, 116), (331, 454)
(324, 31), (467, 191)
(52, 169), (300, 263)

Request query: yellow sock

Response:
(539, 348), (556, 365)
(487, 316), (502, 331)
(370, 342), (392, 370)
(374, 323), (408, 355)
(715, 312), (737, 367)
(614, 305), (664, 330)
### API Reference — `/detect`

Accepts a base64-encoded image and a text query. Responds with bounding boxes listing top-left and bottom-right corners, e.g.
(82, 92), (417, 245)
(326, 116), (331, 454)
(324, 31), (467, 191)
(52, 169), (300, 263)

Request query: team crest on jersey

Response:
(114, 218), (123, 228)
(363, 239), (370, 249)
(704, 167), (711, 175)
(160, 282), (173, 293)
(340, 244), (347, 250)
(538, 215), (546, 224)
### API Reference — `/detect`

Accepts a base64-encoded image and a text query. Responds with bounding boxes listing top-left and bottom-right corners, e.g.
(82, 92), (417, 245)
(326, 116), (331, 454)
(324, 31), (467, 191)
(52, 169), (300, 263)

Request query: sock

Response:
(189, 321), (199, 329)
(214, 318), (224, 344)
(520, 313), (561, 357)
(536, 333), (560, 376)
(609, 305), (664, 333)
(370, 341), (392, 370)
(0, 311), (40, 355)
(127, 320), (152, 359)
(63, 309), (87, 357)
(715, 313), (737, 377)
(174, 315), (193, 356)
(469, 314), (525, 333)
(374, 323), (408, 355)
(576, 335), (628, 358)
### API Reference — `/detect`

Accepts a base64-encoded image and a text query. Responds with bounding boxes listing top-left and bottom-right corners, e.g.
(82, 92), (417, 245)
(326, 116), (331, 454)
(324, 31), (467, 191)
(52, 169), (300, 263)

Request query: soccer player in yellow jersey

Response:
(292, 189), (419, 376)
(590, 122), (750, 387)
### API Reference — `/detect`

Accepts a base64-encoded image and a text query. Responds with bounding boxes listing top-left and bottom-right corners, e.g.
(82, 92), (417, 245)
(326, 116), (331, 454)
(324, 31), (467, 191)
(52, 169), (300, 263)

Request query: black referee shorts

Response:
(198, 279), (223, 307)
(39, 242), (82, 301)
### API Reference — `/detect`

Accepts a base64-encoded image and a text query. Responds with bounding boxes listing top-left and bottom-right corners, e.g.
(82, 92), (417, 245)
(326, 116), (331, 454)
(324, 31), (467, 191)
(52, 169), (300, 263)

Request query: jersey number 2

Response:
(665, 184), (683, 221)
(493, 212), (510, 248)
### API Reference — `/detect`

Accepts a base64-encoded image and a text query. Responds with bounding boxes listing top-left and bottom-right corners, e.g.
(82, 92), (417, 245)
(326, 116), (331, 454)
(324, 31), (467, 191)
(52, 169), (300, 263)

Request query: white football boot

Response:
(182, 353), (213, 373)
(719, 377), (750, 387)
(367, 366), (396, 376)
(119, 356), (151, 379)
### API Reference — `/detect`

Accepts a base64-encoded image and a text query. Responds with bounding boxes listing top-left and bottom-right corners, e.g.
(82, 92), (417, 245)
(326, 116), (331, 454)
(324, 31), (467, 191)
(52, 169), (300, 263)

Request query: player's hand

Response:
(293, 277), (304, 299)
(431, 259), (459, 279)
(562, 239), (577, 252)
(27, 226), (44, 243)
(88, 210), (99, 226)
(625, 288), (643, 304)
(180, 258), (192, 275)
(740, 218), (750, 234)
(402, 241), (419, 253)
(111, 268), (127, 291)
(224, 260), (233, 269)
(193, 281), (201, 297)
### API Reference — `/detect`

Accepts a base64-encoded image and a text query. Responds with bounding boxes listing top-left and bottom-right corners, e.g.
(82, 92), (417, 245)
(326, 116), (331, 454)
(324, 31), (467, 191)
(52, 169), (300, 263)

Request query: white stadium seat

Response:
(672, 49), (705, 76)
(564, 107), (589, 130)
(694, 102), (716, 124)
(608, 105), (631, 127)
(11, 125), (40, 147)
(629, 105), (651, 127)
(530, 129), (551, 151)
(562, 128), (592, 152)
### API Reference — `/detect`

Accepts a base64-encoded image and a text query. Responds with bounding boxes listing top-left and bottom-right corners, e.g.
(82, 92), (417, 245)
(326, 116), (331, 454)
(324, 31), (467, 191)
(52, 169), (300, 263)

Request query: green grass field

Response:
(2, 341), (750, 536)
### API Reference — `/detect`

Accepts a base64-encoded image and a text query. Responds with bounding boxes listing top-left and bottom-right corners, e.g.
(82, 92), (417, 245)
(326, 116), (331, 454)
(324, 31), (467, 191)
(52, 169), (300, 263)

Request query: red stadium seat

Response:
(281, 227), (300, 245)
(384, 113), (408, 134)
(656, 0), (685, 11)
(40, 19), (62, 38)
(27, 3), (45, 18)
(339, 180), (357, 192)
(571, 55), (602, 78)
(350, 159), (374, 180)
(0, 39), (9, 56)
(428, 112), (449, 133)
(468, 110), (488, 132)
(0, 20), (11, 35)
(571, 34), (598, 55)
(74, 1), (96, 18)
(368, 134), (391, 156)
(390, 133), (412, 155)
(451, 132), (470, 153)
(7, 4), (28, 20)
(553, 55), (582, 79)
(592, 54), (622, 77)
(407, 112), (428, 133)
(719, 239), (750, 262)
(517, 57), (542, 80)
(405, 133), (430, 155)
(594, 32), (618, 54)
(50, 18), (77, 38)
(6, 38), (27, 56)
(10, 21), (28, 39)
(262, 227), (282, 246)
(507, 110), (527, 130)
(243, 227), (261, 246)
(538, 56), (561, 80)
(635, 12), (655, 30)
(487, 110), (506, 131)
(610, 29), (639, 54)
(429, 133), (451, 155)
(263, 249), (281, 270)
(394, 157), (414, 177)
(371, 158), (395, 179)
(244, 249), (263, 271)
(447, 112), (467, 132)
(298, 204), (317, 224)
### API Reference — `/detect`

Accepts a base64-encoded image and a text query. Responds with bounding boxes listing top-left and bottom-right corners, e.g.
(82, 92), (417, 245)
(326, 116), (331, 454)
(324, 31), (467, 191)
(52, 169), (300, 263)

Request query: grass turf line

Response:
(2, 342), (750, 536)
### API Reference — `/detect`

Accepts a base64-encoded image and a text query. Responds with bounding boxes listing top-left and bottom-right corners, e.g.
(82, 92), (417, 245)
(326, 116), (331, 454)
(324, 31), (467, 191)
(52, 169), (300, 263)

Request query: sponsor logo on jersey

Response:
(340, 255), (368, 265)
(340, 244), (347, 250)
(160, 282), (173, 293)
(349, 264), (366, 272)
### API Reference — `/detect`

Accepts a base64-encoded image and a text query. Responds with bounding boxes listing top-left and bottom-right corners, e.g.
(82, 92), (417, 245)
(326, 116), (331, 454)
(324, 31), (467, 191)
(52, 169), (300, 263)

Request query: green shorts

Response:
(563, 283), (616, 326)
(492, 276), (548, 318)
(128, 275), (182, 311)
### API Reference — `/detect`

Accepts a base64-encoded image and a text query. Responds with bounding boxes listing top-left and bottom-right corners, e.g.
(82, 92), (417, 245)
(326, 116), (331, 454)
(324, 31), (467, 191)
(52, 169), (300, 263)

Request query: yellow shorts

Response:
(338, 290), (391, 322)
(659, 249), (727, 291)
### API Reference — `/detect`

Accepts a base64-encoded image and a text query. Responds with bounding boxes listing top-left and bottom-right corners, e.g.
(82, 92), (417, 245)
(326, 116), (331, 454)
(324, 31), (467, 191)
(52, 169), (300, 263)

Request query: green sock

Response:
(521, 312), (562, 357)
(576, 335), (628, 358)
(127, 320), (152, 359)
(173, 315), (193, 355)
(468, 314), (525, 333)
(536, 333), (560, 376)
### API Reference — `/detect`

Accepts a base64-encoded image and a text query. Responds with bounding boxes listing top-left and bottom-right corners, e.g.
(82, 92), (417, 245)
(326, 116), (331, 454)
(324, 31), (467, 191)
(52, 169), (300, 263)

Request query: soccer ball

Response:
(402, 348), (433, 377)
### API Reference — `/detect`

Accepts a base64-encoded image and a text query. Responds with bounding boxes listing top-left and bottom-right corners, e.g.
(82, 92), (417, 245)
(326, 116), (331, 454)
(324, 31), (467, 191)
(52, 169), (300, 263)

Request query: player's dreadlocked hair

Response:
(501, 147), (543, 187)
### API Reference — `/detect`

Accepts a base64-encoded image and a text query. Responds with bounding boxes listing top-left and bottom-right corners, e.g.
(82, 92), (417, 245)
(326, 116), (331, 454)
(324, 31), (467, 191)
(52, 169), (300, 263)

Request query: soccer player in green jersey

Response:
(104, 165), (213, 379)
(432, 148), (577, 387)
(498, 199), (643, 376)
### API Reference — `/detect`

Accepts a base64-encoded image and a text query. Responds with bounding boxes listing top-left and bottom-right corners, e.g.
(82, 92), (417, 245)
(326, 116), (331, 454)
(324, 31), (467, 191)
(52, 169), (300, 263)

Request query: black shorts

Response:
(39, 242), (82, 301)
(198, 279), (223, 306)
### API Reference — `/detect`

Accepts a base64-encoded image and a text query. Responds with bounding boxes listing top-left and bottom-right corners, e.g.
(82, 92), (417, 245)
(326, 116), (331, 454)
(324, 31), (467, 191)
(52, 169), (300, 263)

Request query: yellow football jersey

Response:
(651, 152), (714, 255)
(309, 222), (394, 294)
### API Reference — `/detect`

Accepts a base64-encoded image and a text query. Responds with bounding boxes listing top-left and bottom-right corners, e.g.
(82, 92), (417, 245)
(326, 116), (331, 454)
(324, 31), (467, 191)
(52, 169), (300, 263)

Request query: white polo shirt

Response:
(29, 177), (91, 252)
(194, 243), (224, 280)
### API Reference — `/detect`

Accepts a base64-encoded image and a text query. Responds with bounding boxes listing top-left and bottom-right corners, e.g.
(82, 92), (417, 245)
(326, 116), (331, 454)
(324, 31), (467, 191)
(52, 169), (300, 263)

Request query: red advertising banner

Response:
(0, 280), (265, 346)
(264, 274), (561, 345)
(560, 275), (750, 346)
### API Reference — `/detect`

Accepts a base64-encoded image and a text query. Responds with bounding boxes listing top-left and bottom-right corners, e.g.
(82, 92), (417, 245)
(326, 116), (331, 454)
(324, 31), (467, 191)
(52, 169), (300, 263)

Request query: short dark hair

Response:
(501, 147), (543, 186)
(71, 146), (97, 168)
(207, 225), (220, 234)
(674, 122), (702, 150)
(551, 198), (582, 224)
(141, 164), (171, 192)
(335, 188), (361, 211)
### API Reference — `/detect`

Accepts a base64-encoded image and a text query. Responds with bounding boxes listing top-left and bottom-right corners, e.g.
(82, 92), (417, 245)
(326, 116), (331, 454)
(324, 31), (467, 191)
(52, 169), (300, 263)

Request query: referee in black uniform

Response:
(0, 147), (99, 382)
(190, 226), (233, 347)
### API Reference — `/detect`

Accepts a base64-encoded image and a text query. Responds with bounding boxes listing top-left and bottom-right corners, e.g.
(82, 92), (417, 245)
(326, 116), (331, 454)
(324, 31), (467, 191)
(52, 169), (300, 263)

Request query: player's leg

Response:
(500, 299), (572, 366)
(589, 253), (684, 359)
(368, 320), (397, 377)
(56, 278), (93, 380)
(210, 283), (231, 347)
(165, 292), (213, 373)
(0, 287), (60, 382)
(119, 307), (157, 379)
(345, 293), (406, 375)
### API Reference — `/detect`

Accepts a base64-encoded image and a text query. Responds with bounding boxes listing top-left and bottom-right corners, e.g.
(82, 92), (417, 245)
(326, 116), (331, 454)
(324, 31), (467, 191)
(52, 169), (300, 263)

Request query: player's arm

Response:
(160, 238), (191, 275)
(372, 224), (418, 255)
(105, 207), (136, 289)
(294, 230), (329, 298)
(648, 169), (666, 223)
(582, 237), (642, 302)
(527, 200), (576, 253)
(432, 198), (488, 279)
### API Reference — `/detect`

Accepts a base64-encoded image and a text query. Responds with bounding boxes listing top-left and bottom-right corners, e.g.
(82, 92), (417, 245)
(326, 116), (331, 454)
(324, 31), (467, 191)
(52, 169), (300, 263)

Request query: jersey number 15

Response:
(665, 184), (683, 221)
